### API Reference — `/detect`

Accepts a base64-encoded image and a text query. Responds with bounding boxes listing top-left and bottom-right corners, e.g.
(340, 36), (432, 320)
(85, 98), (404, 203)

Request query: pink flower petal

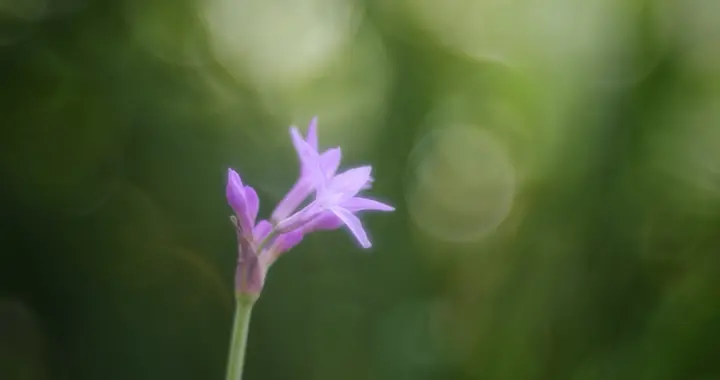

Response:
(271, 179), (313, 221)
(290, 126), (326, 189)
(253, 220), (273, 241)
(227, 169), (256, 232)
(226, 169), (246, 212)
(342, 197), (394, 212)
(275, 230), (305, 253)
(305, 211), (344, 232)
(244, 185), (260, 225)
(320, 147), (342, 179)
(331, 206), (371, 248)
(325, 166), (373, 201)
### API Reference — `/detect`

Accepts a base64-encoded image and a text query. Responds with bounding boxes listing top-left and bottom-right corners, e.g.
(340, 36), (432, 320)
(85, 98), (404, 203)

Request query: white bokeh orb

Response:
(406, 124), (517, 243)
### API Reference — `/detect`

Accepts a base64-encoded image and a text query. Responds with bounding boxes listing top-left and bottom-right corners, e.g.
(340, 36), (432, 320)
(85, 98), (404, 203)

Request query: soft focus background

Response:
(1, 0), (720, 379)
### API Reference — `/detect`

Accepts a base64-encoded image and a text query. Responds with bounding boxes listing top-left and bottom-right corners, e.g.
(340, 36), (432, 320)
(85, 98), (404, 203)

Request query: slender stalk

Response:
(225, 294), (256, 380)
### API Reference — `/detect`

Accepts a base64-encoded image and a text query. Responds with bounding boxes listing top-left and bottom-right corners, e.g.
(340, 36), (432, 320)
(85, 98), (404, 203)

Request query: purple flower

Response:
(271, 117), (341, 223)
(273, 119), (394, 248)
(226, 116), (394, 296)
(226, 169), (259, 236)
(253, 219), (304, 260)
(226, 169), (304, 296)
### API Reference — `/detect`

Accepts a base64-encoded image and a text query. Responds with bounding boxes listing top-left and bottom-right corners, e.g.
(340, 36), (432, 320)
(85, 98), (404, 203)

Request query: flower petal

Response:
(274, 201), (323, 233)
(253, 220), (273, 241)
(342, 197), (394, 212)
(331, 206), (371, 248)
(228, 168), (244, 187)
(360, 175), (374, 190)
(291, 126), (326, 189)
(325, 166), (373, 201)
(306, 117), (318, 150)
(275, 230), (305, 253)
(244, 185), (260, 225)
(227, 169), (248, 216)
(303, 211), (344, 232)
(290, 126), (310, 158)
(320, 147), (342, 179)
(271, 179), (313, 222)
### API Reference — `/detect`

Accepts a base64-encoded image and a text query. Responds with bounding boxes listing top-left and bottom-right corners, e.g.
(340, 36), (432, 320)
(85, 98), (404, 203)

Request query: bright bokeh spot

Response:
(386, 0), (662, 86)
(202, 0), (362, 89)
(406, 124), (516, 243)
(259, 27), (391, 155)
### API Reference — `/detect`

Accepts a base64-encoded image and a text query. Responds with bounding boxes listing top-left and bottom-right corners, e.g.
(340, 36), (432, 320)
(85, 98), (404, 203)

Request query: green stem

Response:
(225, 294), (256, 380)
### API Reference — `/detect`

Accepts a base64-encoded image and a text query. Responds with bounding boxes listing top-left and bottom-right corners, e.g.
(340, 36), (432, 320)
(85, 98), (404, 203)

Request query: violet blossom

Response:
(226, 117), (394, 297)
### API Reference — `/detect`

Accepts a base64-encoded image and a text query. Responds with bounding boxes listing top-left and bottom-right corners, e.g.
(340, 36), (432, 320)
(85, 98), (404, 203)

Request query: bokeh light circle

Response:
(405, 124), (517, 243)
(202, 0), (362, 88)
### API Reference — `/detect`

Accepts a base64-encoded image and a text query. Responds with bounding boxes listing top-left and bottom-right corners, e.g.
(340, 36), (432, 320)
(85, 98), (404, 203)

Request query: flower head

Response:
(227, 116), (393, 297)
(271, 117), (341, 223)
(226, 169), (259, 235)
(273, 120), (394, 248)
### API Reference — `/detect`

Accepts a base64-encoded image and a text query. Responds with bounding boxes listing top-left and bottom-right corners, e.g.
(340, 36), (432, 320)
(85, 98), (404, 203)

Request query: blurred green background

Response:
(1, 0), (720, 379)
